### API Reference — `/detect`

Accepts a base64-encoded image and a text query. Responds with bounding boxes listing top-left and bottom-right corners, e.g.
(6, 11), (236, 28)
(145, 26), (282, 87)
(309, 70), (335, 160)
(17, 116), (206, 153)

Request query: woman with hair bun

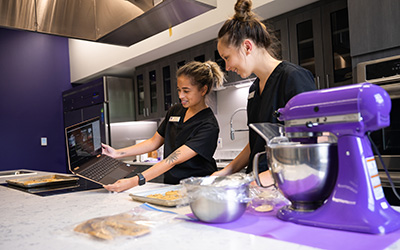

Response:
(213, 0), (316, 185)
(102, 60), (224, 192)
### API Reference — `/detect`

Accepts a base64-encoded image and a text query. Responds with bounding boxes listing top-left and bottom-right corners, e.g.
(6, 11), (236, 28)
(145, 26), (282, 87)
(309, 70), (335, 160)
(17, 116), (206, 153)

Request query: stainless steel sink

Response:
(0, 170), (37, 178)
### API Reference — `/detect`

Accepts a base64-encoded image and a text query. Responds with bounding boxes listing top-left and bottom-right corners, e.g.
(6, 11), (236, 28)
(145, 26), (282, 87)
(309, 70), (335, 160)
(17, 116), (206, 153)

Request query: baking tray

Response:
(129, 185), (183, 207)
(6, 174), (79, 188)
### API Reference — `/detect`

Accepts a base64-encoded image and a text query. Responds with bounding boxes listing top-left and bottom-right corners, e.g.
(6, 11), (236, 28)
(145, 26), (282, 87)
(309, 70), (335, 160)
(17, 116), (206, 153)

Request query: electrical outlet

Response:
(41, 137), (47, 146)
(217, 138), (223, 149)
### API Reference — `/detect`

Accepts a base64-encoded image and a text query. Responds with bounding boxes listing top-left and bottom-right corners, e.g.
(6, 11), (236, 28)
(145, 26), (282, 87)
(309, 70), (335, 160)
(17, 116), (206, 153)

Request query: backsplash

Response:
(214, 85), (250, 160)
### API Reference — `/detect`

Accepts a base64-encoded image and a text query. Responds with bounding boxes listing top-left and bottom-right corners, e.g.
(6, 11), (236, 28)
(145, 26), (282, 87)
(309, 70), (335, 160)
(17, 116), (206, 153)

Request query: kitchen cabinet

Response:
(160, 58), (175, 113)
(348, 0), (400, 58)
(321, 0), (352, 87)
(347, 0), (400, 73)
(264, 18), (290, 61)
(267, 0), (352, 89)
(134, 63), (163, 120)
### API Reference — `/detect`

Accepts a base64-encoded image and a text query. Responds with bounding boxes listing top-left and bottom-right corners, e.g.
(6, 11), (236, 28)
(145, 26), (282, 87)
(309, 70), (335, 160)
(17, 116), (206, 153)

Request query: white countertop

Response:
(1, 170), (400, 250)
(0, 170), (317, 250)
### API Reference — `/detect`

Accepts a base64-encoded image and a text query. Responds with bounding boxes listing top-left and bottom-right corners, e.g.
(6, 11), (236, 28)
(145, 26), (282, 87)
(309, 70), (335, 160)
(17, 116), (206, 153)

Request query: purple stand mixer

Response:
(253, 83), (400, 234)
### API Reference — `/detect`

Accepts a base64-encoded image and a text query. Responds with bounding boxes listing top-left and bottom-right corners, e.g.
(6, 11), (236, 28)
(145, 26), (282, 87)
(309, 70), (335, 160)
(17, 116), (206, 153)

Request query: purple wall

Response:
(0, 28), (72, 173)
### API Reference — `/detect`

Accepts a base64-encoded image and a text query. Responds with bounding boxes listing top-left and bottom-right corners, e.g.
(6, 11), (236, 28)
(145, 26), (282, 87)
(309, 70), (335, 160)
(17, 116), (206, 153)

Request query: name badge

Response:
(248, 91), (255, 100)
(169, 116), (181, 122)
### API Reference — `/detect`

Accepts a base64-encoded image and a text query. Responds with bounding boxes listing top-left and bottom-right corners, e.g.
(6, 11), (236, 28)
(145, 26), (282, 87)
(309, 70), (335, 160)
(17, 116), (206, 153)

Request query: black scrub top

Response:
(157, 104), (219, 184)
(246, 61), (317, 173)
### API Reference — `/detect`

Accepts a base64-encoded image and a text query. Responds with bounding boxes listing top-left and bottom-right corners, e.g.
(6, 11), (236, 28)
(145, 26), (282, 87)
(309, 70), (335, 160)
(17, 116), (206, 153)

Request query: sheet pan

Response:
(6, 174), (79, 188)
(129, 185), (182, 207)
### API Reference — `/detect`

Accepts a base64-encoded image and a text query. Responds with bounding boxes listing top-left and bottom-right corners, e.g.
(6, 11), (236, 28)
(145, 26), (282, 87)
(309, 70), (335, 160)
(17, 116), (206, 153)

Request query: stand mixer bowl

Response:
(267, 142), (338, 211)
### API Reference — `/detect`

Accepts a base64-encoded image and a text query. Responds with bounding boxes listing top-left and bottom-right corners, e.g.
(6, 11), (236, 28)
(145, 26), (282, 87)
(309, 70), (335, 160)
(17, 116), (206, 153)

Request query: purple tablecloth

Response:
(188, 209), (400, 249)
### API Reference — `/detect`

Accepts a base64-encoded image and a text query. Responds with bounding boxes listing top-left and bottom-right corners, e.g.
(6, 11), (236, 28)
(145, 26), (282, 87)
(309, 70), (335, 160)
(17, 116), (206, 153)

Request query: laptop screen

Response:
(66, 117), (102, 169)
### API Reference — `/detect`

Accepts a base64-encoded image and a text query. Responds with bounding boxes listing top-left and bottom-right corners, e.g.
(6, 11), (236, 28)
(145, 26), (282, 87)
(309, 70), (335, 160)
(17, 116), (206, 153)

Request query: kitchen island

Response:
(1, 171), (400, 250)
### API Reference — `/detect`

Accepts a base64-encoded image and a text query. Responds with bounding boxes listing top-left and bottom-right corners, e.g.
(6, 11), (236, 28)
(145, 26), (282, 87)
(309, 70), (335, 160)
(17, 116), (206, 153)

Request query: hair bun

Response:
(234, 0), (253, 21)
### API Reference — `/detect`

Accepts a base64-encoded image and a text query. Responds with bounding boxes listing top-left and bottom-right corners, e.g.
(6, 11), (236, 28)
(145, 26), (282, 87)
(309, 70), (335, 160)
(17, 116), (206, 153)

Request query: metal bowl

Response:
(181, 175), (251, 223)
(267, 143), (338, 211)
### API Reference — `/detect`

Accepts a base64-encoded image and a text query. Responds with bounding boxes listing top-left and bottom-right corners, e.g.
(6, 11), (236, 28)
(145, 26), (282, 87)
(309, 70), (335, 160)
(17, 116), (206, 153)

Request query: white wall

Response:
(214, 85), (250, 159)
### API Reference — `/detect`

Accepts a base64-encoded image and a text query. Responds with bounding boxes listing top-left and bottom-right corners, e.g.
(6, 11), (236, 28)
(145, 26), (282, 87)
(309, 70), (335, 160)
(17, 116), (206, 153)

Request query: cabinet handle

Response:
(143, 108), (146, 116)
(315, 76), (320, 89)
(325, 74), (330, 88)
(146, 108), (149, 117)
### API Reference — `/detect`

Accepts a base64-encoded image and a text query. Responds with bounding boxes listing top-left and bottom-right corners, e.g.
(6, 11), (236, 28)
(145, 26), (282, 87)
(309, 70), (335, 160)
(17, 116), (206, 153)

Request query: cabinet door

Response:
(289, 8), (325, 89)
(322, 0), (352, 87)
(160, 59), (174, 115)
(264, 18), (290, 61)
(135, 64), (162, 120)
(147, 67), (160, 118)
(135, 67), (148, 120)
(191, 42), (214, 63)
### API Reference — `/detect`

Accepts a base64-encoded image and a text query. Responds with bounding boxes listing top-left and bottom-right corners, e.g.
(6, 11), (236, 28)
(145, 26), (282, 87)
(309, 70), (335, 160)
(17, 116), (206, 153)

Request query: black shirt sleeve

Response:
(185, 121), (219, 162)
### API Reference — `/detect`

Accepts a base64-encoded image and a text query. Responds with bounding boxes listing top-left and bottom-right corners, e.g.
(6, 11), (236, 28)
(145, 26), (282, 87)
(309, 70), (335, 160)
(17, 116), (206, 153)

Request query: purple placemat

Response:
(187, 209), (400, 250)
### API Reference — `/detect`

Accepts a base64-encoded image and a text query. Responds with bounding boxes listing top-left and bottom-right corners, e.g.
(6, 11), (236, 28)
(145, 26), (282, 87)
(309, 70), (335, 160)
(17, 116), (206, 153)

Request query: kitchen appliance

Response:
(357, 55), (400, 205)
(63, 76), (135, 145)
(252, 83), (400, 234)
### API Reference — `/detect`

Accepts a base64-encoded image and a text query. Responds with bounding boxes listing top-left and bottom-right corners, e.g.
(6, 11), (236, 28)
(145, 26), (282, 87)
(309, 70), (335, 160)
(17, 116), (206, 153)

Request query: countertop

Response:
(0, 170), (315, 250)
(1, 170), (400, 250)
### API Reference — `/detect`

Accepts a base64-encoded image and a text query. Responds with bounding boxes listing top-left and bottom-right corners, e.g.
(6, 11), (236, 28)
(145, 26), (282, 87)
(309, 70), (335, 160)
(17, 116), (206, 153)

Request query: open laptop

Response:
(65, 117), (135, 185)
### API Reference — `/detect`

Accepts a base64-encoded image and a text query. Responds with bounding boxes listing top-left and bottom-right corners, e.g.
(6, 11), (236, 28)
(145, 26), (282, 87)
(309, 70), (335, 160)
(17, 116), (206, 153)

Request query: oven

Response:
(357, 55), (400, 205)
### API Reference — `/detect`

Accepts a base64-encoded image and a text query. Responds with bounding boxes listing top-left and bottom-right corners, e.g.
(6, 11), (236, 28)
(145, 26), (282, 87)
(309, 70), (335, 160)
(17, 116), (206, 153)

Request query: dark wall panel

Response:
(0, 28), (71, 173)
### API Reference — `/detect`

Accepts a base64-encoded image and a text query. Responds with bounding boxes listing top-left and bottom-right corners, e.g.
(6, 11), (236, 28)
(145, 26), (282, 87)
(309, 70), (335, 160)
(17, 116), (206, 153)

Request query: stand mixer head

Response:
(252, 83), (400, 234)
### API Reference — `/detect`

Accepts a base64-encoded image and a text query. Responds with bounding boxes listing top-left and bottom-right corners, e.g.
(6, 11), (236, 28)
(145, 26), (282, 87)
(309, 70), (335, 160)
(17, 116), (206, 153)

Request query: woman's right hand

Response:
(101, 143), (117, 158)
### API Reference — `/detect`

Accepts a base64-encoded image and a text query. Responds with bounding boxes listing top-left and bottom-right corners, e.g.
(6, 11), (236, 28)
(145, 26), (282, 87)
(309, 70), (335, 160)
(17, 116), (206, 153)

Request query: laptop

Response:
(65, 117), (135, 185)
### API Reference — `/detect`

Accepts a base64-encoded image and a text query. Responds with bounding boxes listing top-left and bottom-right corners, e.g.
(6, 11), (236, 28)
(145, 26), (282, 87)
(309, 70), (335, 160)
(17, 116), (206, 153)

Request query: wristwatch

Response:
(136, 173), (146, 186)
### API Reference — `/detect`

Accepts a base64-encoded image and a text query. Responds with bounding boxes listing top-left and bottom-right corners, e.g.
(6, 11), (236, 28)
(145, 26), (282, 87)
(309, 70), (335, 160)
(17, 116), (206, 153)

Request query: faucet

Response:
(230, 108), (248, 140)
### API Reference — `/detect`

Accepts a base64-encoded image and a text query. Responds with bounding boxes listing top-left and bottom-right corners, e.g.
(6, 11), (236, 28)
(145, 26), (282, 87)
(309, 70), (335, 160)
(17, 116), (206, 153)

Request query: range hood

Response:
(0, 0), (216, 47)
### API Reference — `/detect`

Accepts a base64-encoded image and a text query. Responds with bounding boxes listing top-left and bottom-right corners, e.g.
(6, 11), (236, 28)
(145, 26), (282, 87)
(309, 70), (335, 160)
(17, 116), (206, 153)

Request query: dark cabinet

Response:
(264, 18), (290, 61)
(348, 0), (400, 58)
(267, 0), (352, 89)
(134, 63), (163, 120)
(289, 7), (325, 88)
(322, 0), (352, 87)
(161, 59), (174, 113)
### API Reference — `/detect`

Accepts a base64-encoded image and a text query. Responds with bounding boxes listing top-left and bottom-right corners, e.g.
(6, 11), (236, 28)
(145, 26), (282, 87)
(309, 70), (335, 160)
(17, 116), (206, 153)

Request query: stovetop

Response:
(1, 177), (103, 197)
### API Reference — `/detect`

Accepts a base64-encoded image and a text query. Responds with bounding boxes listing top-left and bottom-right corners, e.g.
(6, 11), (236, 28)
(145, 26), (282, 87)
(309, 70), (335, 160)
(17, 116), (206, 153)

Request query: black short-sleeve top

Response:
(246, 61), (317, 173)
(157, 104), (219, 184)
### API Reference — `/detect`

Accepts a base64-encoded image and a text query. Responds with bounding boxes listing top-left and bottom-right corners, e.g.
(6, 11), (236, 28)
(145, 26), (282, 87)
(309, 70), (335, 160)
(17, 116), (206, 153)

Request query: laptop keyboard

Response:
(80, 157), (122, 182)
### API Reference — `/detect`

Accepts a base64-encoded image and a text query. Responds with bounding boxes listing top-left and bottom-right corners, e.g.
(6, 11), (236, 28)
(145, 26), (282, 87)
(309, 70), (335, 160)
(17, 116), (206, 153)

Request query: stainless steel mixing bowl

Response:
(181, 175), (251, 223)
(264, 143), (338, 211)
